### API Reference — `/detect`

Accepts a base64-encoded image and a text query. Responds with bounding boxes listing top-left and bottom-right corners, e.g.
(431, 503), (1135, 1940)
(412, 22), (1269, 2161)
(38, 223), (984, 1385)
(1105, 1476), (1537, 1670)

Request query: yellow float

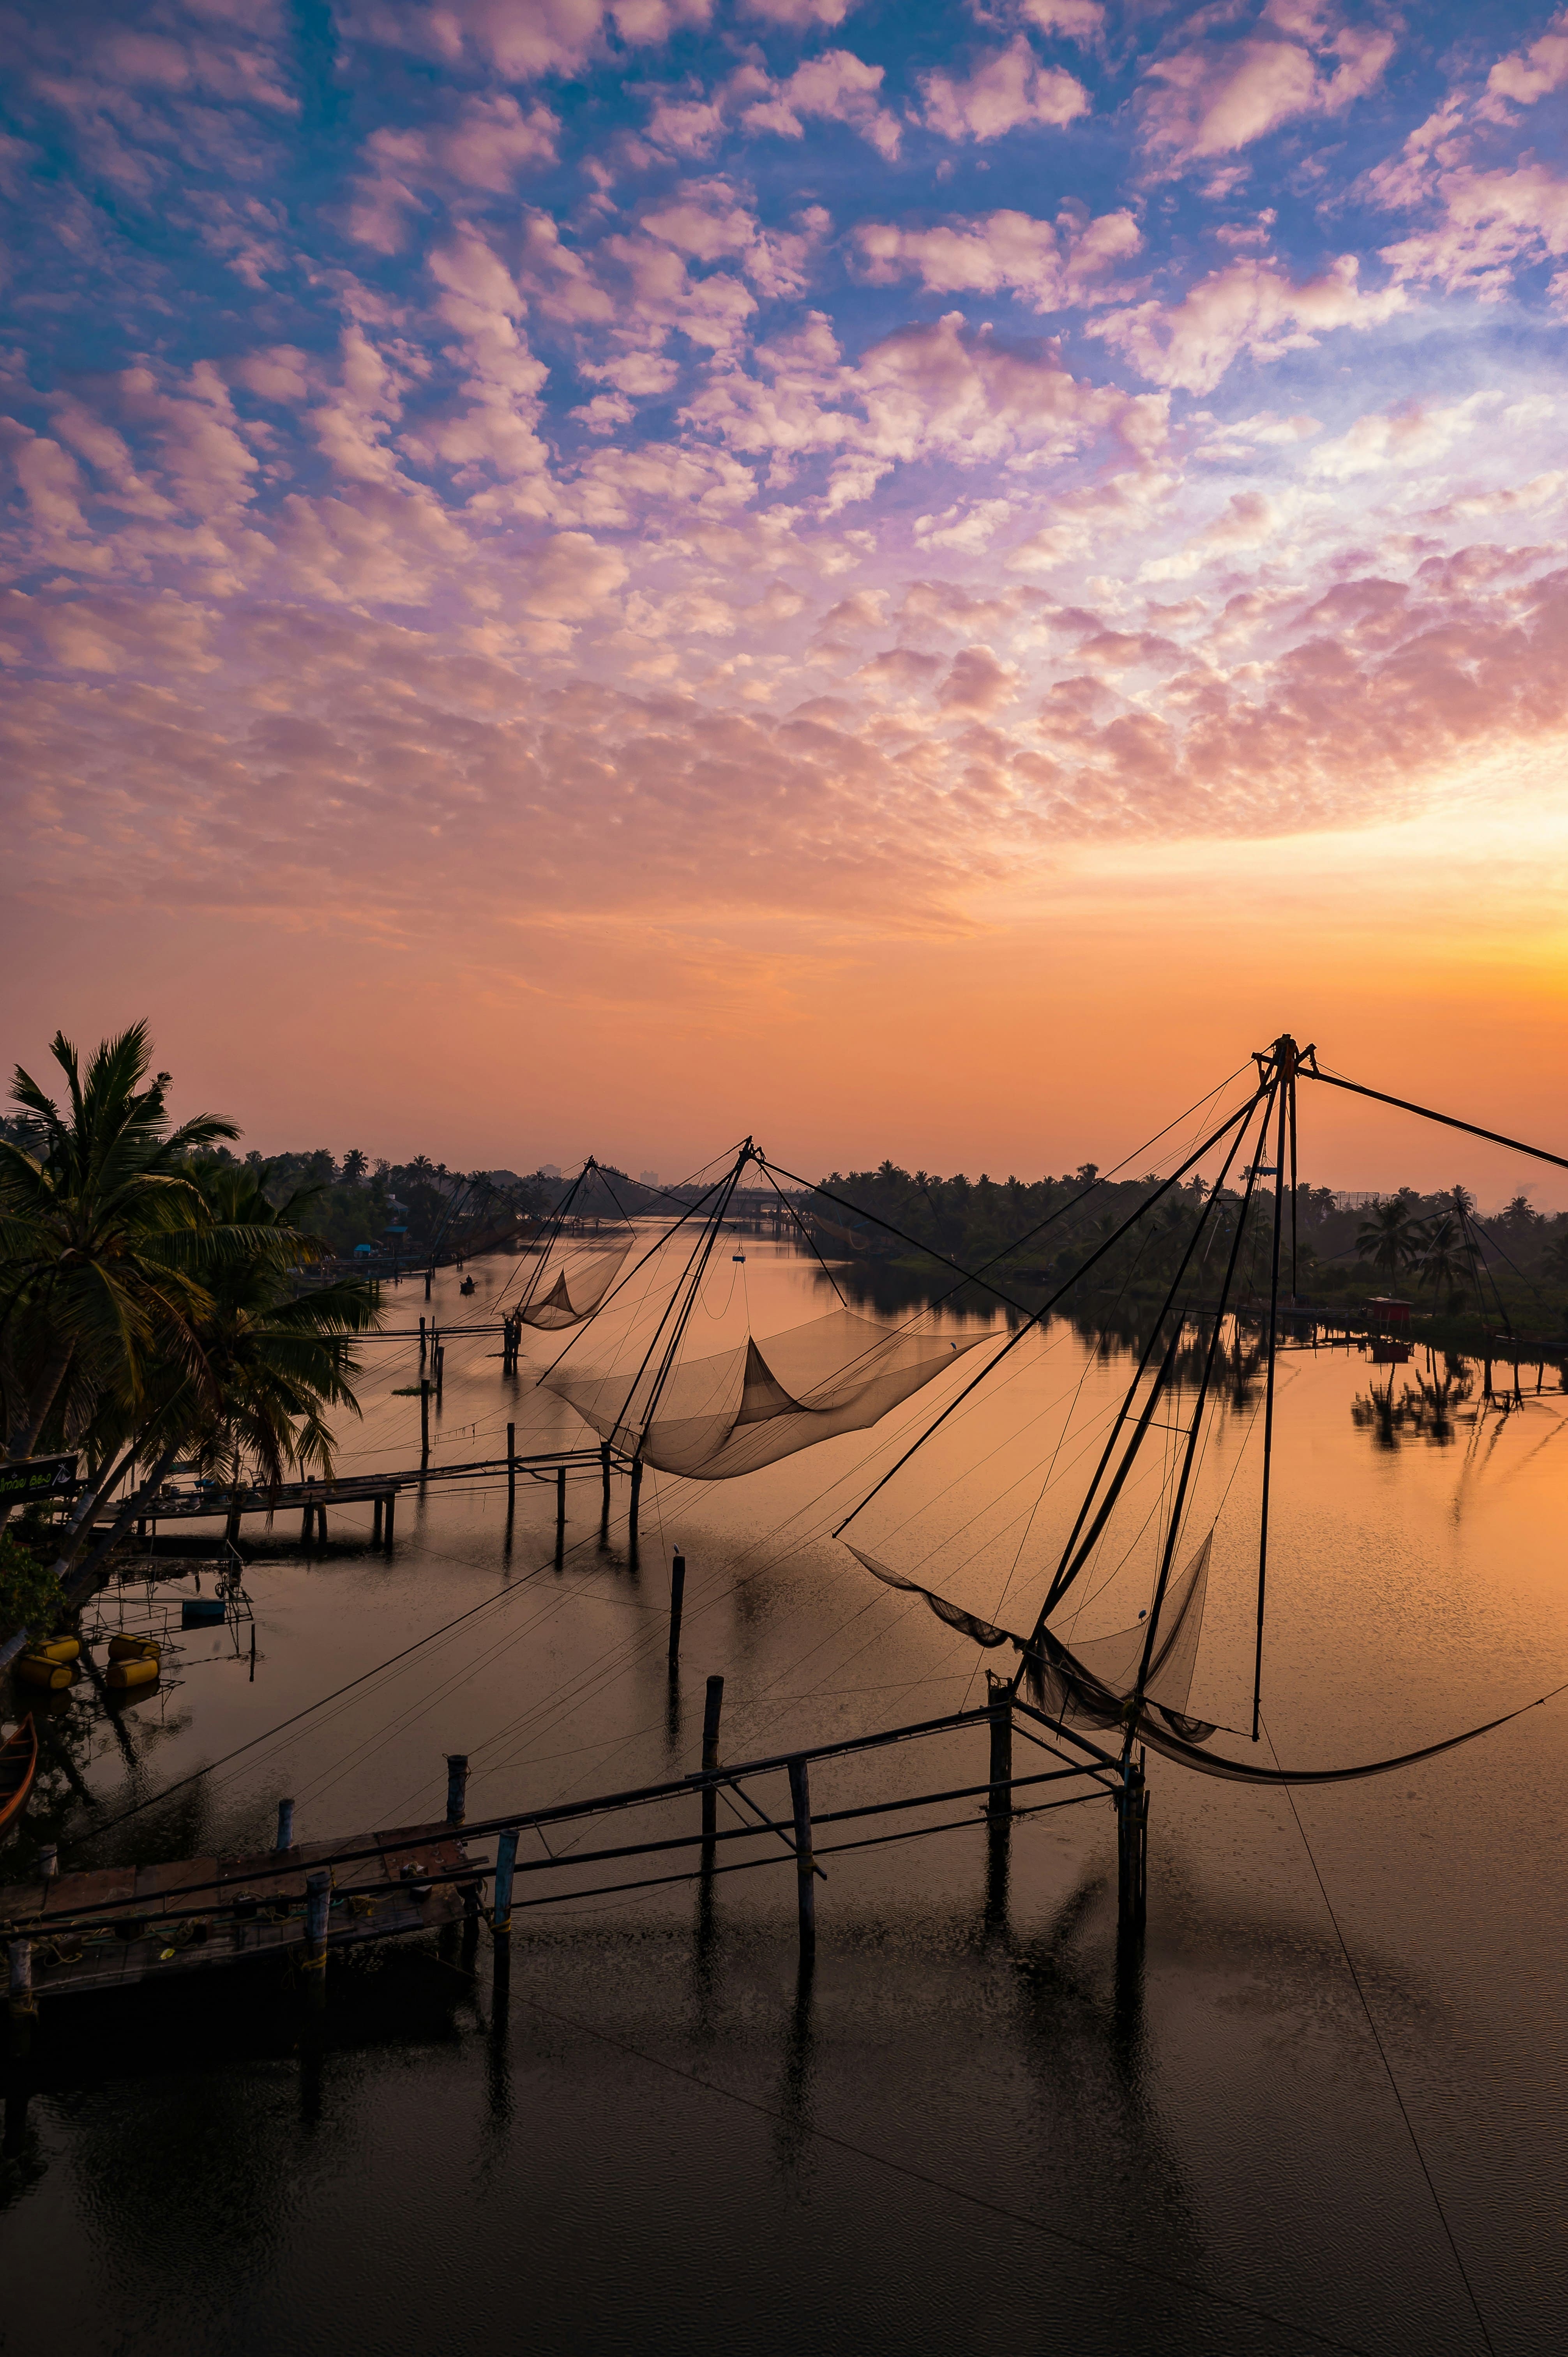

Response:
(104, 1652), (160, 1691)
(16, 1654), (76, 1690)
(108, 1635), (161, 1664)
(33, 1636), (80, 1663)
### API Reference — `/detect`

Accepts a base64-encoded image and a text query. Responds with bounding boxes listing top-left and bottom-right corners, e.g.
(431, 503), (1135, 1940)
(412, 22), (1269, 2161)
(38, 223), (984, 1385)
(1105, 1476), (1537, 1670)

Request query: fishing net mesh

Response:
(520, 1235), (636, 1330)
(544, 1309), (984, 1479)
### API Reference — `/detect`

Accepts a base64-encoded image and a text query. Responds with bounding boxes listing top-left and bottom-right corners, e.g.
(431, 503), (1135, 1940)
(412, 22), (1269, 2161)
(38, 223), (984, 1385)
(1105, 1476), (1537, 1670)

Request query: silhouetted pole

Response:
(420, 1379), (431, 1466)
(555, 1466), (566, 1561)
(986, 1672), (1012, 1816)
(275, 1798), (295, 1851)
(629, 1457), (643, 1557)
(600, 1442), (611, 1528)
(507, 1422), (516, 1516)
(667, 1550), (686, 1668)
(446, 1753), (469, 1825)
(701, 1673), (724, 1851)
(788, 1756), (816, 1956)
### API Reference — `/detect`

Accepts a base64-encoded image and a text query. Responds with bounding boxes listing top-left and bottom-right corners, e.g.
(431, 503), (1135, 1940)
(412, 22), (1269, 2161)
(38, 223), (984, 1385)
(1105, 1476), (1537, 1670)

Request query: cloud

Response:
(1020, 1), (1105, 42)
(1481, 12), (1568, 115)
(919, 37), (1089, 143)
(348, 97), (560, 251)
(336, 0), (711, 81)
(855, 205), (1140, 311)
(1378, 161), (1568, 300)
(1308, 395), (1492, 481)
(736, 50), (902, 159)
(1090, 254), (1404, 392)
(1139, 11), (1396, 172)
(739, 0), (859, 23)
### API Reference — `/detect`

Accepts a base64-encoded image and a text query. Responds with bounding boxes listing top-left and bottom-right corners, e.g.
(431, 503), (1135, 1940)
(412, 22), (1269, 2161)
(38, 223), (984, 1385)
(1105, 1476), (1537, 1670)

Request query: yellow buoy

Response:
(108, 1635), (161, 1664)
(17, 1654), (76, 1690)
(104, 1655), (160, 1691)
(34, 1636), (80, 1663)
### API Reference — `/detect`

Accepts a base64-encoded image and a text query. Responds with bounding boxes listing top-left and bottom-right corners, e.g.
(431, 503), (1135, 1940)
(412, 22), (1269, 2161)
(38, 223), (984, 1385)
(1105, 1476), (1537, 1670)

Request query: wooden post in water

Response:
(372, 1495), (383, 1545)
(667, 1550), (686, 1669)
(425, 1264), (433, 1301)
(986, 1672), (1013, 1816)
(555, 1465), (567, 1561)
(507, 1422), (517, 1516)
(276, 1798), (295, 1850)
(1116, 1758), (1148, 1935)
(304, 1869), (331, 2000)
(419, 1314), (426, 1366)
(493, 1829), (517, 1939)
(383, 1488), (396, 1549)
(434, 1345), (445, 1406)
(788, 1756), (816, 1957)
(446, 1752), (469, 1825)
(629, 1457), (643, 1557)
(600, 1441), (611, 1528)
(420, 1379), (431, 1467)
(8, 1940), (35, 2052)
(701, 1674), (723, 1851)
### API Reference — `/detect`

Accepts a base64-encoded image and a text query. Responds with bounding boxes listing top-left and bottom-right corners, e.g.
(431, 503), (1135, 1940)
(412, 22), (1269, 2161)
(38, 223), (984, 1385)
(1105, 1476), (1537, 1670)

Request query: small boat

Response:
(105, 1654), (160, 1692)
(108, 1634), (161, 1664)
(16, 1654), (76, 1691)
(0, 1716), (38, 1836)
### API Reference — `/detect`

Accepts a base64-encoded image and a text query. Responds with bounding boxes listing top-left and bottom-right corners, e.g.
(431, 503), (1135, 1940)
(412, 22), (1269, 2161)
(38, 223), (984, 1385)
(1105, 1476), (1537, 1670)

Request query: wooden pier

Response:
(3, 1700), (1136, 2021)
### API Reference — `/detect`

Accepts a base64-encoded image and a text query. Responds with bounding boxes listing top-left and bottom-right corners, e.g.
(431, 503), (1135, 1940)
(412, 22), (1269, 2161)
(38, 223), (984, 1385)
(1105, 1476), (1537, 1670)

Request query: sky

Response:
(2, 0), (1566, 1198)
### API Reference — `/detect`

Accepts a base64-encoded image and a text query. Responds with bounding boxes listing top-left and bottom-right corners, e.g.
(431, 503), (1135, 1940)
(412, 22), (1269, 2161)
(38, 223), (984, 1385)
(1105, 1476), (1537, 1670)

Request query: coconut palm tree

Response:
(1355, 1196), (1416, 1279)
(1408, 1209), (1470, 1307)
(0, 1024), (240, 1520)
(57, 1163), (381, 1603)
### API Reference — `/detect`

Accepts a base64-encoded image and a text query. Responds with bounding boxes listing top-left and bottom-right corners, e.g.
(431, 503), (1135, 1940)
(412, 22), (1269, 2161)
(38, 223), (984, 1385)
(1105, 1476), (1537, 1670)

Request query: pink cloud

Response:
(1090, 254), (1404, 392)
(1379, 161), (1568, 300)
(855, 205), (1141, 311)
(348, 97), (559, 252)
(919, 37), (1089, 143)
(1482, 12), (1568, 114)
(1139, 11), (1395, 173)
(737, 50), (902, 160)
(336, 0), (710, 81)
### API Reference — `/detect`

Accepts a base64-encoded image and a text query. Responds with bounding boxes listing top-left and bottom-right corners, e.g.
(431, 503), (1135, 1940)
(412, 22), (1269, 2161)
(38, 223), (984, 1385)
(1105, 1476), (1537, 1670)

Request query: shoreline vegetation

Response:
(5, 1025), (1564, 1651)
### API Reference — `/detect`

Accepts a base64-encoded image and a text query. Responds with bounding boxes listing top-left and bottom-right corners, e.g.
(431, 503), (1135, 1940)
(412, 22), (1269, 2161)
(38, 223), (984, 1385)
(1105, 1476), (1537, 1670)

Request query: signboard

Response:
(0, 1453), (78, 1505)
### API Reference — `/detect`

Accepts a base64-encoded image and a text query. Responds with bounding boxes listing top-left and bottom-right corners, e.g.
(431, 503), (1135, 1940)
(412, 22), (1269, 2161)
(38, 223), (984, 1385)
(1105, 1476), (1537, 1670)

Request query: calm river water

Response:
(3, 1239), (1565, 2356)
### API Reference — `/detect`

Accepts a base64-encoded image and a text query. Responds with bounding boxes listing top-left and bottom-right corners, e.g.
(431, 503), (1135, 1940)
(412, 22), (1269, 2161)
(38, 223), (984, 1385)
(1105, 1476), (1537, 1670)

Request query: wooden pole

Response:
(419, 1314), (426, 1366)
(372, 1495), (383, 1545)
(788, 1756), (816, 1956)
(435, 1346), (445, 1406)
(8, 1939), (35, 2050)
(507, 1423), (516, 1514)
(493, 1827), (518, 1937)
(304, 1869), (331, 1997)
(986, 1673), (1012, 1816)
(629, 1457), (643, 1555)
(701, 1673), (723, 1849)
(425, 1264), (433, 1300)
(420, 1379), (431, 1466)
(1116, 1759), (1148, 1934)
(667, 1549), (686, 1669)
(276, 1798), (295, 1851)
(600, 1440), (611, 1524)
(445, 1753), (469, 1825)
(555, 1465), (567, 1560)
(384, 1488), (396, 1549)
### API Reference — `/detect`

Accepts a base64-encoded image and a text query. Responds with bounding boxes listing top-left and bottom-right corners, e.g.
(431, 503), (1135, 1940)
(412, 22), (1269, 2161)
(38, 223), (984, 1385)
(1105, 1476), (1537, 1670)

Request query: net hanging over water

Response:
(851, 1533), (1216, 1744)
(544, 1309), (986, 1480)
(520, 1234), (636, 1330)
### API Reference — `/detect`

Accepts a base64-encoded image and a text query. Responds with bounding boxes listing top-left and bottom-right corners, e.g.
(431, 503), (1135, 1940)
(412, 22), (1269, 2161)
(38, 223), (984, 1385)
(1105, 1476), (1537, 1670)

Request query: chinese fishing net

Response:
(520, 1232), (637, 1330)
(544, 1308), (985, 1479)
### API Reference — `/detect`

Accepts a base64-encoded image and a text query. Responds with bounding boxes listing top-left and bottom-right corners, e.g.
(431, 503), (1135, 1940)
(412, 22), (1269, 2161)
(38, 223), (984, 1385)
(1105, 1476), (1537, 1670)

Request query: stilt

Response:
(667, 1549), (686, 1669)
(629, 1456), (643, 1557)
(434, 1346), (445, 1405)
(787, 1756), (816, 1957)
(420, 1379), (431, 1466)
(555, 1465), (567, 1562)
(493, 1828), (517, 1941)
(419, 1314), (426, 1366)
(383, 1488), (396, 1549)
(507, 1422), (516, 1515)
(701, 1673), (724, 1851)
(303, 1869), (331, 2002)
(276, 1798), (295, 1850)
(986, 1672), (1012, 1815)
(372, 1495), (383, 1545)
(1116, 1758), (1148, 1934)
(8, 1940), (35, 2053)
(424, 1265), (433, 1300)
(445, 1753), (469, 1825)
(600, 1441), (611, 1527)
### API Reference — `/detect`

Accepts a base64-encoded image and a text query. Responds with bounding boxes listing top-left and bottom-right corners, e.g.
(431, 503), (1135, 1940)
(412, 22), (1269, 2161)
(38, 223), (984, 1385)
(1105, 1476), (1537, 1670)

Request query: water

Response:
(3, 1241), (1564, 2355)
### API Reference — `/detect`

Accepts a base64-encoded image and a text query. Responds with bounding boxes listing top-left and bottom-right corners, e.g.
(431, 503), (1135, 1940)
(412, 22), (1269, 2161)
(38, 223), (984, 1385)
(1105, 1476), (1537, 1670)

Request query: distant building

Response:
(540, 1164), (562, 1179)
(1331, 1190), (1382, 1211)
(640, 1169), (659, 1185)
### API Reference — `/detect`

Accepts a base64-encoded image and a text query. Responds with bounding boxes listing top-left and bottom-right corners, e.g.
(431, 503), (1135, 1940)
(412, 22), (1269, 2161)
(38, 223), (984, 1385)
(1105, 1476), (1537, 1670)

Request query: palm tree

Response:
(58, 1163), (381, 1603)
(0, 1025), (239, 1520)
(1355, 1197), (1416, 1279)
(341, 1148), (368, 1185)
(1409, 1209), (1470, 1307)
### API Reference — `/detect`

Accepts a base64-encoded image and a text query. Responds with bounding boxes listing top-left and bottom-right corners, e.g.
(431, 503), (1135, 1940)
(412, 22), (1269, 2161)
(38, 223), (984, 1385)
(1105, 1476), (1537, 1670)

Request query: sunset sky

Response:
(2, 1), (1566, 1198)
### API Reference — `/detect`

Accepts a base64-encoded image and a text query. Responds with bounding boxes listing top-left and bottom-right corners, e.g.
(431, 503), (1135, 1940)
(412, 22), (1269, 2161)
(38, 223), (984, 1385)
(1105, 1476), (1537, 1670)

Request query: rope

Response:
(1261, 1715), (1495, 2356)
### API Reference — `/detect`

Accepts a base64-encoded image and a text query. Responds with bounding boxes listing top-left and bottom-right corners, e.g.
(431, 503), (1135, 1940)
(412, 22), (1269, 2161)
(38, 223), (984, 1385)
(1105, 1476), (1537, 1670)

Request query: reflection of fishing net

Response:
(521, 1235), (635, 1330)
(850, 1534), (1216, 1742)
(546, 1309), (984, 1479)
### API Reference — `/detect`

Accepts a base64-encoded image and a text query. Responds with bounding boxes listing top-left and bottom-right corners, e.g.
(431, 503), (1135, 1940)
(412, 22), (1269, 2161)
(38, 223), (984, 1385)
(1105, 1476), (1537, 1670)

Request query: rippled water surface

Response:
(3, 1241), (1565, 2357)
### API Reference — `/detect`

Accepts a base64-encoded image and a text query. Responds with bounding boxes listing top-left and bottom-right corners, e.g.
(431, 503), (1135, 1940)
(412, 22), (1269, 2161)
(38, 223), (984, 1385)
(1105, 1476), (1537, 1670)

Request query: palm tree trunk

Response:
(0, 1332), (75, 1534)
(57, 1441), (181, 1609)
